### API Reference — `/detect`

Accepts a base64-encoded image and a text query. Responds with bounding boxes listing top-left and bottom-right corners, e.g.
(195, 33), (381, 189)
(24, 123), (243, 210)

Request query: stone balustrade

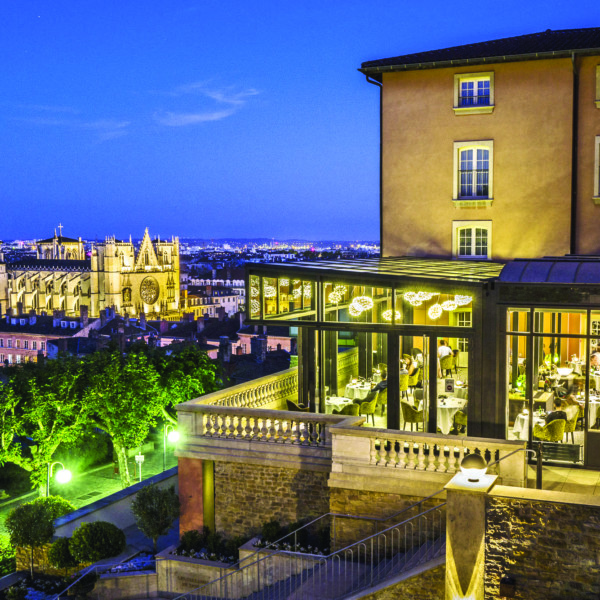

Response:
(330, 426), (528, 492)
(190, 367), (299, 410)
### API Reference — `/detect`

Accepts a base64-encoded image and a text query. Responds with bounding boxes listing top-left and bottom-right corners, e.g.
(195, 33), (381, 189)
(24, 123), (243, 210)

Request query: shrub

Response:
(0, 535), (16, 577)
(5, 581), (27, 600)
(131, 485), (179, 553)
(28, 495), (76, 521)
(69, 522), (126, 563)
(48, 537), (78, 571)
(261, 520), (283, 543)
(177, 528), (249, 563)
(179, 528), (208, 553)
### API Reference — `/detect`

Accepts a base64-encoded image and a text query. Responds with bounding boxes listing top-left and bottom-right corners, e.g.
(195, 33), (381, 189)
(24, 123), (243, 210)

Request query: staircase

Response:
(174, 503), (446, 600)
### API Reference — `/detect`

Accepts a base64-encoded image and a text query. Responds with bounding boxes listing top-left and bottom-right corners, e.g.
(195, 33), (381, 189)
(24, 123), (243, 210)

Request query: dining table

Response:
(436, 379), (468, 399)
(325, 396), (354, 413)
(513, 413), (546, 441)
(418, 397), (467, 435)
(344, 382), (372, 401)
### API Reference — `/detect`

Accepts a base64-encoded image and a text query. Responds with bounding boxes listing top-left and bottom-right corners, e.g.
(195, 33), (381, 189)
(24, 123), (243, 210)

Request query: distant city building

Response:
(0, 228), (181, 320)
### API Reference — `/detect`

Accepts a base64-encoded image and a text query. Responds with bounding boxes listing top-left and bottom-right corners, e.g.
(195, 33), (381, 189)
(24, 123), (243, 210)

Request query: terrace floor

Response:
(527, 464), (600, 495)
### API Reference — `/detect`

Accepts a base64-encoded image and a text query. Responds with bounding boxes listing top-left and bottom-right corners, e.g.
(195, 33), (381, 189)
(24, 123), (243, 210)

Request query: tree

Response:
(5, 502), (54, 577)
(131, 485), (180, 553)
(28, 495), (76, 520)
(82, 350), (163, 487)
(48, 537), (78, 574)
(0, 357), (90, 494)
(69, 521), (125, 563)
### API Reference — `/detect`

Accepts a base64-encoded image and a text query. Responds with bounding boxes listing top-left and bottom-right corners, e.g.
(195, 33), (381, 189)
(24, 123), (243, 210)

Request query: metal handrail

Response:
(51, 558), (157, 600)
(173, 504), (446, 600)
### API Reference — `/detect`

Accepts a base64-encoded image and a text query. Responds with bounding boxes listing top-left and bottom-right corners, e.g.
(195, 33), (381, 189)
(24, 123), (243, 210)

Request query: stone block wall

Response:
(485, 496), (600, 599)
(16, 543), (85, 577)
(362, 564), (445, 600)
(214, 462), (329, 538)
(329, 488), (445, 550)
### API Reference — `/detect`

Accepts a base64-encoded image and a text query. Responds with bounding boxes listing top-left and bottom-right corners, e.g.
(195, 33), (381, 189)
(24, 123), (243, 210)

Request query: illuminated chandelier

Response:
(454, 294), (472, 306)
(382, 309), (402, 322)
(441, 300), (457, 311)
(428, 303), (443, 320)
(263, 285), (277, 298)
(349, 296), (374, 316)
(279, 278), (289, 286)
(404, 291), (437, 307)
(251, 287), (259, 297)
(251, 299), (260, 313)
(328, 285), (347, 304)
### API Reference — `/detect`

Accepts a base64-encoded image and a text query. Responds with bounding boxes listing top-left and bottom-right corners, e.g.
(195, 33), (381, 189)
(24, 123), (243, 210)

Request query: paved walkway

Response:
(527, 464), (600, 495)
(0, 445), (178, 536)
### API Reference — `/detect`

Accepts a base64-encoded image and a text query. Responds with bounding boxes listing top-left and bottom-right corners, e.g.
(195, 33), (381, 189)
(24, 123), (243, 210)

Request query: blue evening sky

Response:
(1, 1), (597, 242)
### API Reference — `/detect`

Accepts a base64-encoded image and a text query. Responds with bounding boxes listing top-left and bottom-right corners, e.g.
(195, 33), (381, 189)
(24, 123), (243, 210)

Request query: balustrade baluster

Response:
(268, 418), (277, 442)
(294, 420), (303, 445)
(426, 443), (437, 471)
(370, 438), (378, 464)
(417, 442), (425, 470)
(227, 415), (236, 438)
(385, 438), (394, 466)
(397, 441), (407, 468)
(406, 442), (416, 469)
(447, 446), (459, 473)
(260, 418), (269, 441)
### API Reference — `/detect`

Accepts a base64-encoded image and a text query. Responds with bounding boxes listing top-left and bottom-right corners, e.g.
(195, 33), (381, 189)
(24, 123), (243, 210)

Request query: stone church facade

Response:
(0, 229), (180, 319)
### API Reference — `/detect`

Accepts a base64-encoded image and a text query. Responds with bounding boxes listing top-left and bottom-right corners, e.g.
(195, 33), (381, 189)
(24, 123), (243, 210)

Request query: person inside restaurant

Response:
(545, 397), (568, 425)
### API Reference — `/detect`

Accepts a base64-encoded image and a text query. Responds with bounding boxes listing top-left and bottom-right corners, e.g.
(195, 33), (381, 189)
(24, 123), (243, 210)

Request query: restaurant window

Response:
(453, 72), (494, 115)
(6, 355), (12, 364)
(452, 221), (491, 259)
(0, 354), (3, 363)
(15, 355), (21, 364)
(453, 141), (494, 206)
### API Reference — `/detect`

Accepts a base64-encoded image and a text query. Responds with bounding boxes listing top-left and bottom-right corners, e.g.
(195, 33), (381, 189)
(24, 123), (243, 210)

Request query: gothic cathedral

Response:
(0, 229), (180, 319)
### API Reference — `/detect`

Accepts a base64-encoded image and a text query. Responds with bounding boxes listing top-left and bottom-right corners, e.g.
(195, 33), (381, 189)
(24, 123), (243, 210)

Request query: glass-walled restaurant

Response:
(247, 258), (505, 440)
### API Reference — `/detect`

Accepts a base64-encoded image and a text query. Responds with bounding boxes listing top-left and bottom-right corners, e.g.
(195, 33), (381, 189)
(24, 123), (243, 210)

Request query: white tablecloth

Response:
(437, 379), (468, 399)
(568, 361), (584, 375)
(591, 374), (600, 391)
(589, 399), (600, 426)
(513, 414), (545, 441)
(437, 398), (467, 435)
(344, 382), (372, 400)
(325, 396), (353, 413)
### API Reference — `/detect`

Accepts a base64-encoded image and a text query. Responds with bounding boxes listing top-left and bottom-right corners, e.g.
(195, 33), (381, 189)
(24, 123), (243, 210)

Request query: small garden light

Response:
(459, 453), (487, 483)
(163, 424), (180, 471)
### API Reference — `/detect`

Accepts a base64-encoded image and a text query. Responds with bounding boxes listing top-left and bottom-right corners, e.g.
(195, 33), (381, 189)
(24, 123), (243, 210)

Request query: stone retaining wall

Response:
(214, 462), (329, 538)
(485, 494), (600, 600)
(361, 564), (445, 600)
(329, 488), (445, 550)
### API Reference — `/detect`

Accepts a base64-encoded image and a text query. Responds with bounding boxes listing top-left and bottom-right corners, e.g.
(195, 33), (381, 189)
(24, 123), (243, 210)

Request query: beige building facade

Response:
(361, 40), (600, 260)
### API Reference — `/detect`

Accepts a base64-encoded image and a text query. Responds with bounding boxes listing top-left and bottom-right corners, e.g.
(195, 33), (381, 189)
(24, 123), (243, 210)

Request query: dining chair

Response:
(408, 368), (420, 396)
(533, 418), (566, 442)
(332, 403), (360, 416)
(440, 355), (453, 377)
(401, 400), (426, 431)
(286, 399), (310, 412)
(378, 388), (388, 416)
(359, 391), (379, 425)
(399, 373), (409, 400)
(453, 410), (468, 434)
(563, 404), (582, 443)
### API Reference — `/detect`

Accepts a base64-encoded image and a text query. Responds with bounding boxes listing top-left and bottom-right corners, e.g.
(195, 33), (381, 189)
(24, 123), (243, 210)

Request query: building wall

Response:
(381, 58), (576, 260)
(214, 462), (329, 538)
(575, 56), (600, 255)
(485, 494), (600, 599)
(361, 564), (445, 600)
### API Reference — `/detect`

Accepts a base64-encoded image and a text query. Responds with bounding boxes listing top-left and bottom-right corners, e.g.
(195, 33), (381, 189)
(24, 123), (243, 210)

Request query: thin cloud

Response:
(155, 83), (259, 127)
(15, 115), (130, 141)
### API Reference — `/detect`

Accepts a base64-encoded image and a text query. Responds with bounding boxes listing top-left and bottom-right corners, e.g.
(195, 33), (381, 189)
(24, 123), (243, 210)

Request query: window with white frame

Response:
(454, 72), (494, 115)
(15, 355), (21, 364)
(32, 341), (37, 350)
(594, 135), (600, 203)
(40, 341), (46, 351)
(453, 141), (493, 205)
(453, 221), (492, 259)
(7, 340), (12, 349)
(24, 340), (28, 350)
(0, 339), (3, 348)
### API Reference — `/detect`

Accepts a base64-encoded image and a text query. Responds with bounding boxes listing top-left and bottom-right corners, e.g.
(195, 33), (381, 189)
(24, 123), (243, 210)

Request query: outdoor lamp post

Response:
(163, 424), (180, 471)
(46, 461), (72, 497)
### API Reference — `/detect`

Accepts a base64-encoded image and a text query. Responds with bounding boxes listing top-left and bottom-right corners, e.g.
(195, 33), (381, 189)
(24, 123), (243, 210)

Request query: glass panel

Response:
(322, 282), (392, 325)
(533, 309), (587, 335)
(249, 275), (261, 319)
(322, 330), (387, 428)
(394, 289), (473, 327)
(401, 335), (428, 432)
(506, 334), (530, 441)
(436, 336), (468, 435)
(260, 275), (316, 321)
(507, 308), (530, 333)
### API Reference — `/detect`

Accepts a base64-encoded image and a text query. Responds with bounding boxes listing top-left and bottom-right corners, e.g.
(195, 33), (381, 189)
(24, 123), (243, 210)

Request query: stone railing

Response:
(330, 427), (528, 490)
(190, 367), (298, 410)
(177, 405), (356, 447)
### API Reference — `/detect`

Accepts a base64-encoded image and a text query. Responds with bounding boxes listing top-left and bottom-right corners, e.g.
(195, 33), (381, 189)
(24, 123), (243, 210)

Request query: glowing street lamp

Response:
(46, 461), (72, 497)
(163, 424), (180, 471)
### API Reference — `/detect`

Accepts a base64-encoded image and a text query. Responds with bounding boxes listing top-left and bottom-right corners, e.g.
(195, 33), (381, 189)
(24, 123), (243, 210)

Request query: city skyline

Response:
(1, 0), (597, 241)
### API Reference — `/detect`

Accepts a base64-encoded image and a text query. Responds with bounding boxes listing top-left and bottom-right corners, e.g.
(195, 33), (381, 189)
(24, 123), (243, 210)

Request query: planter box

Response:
(156, 545), (236, 597)
(94, 571), (158, 600)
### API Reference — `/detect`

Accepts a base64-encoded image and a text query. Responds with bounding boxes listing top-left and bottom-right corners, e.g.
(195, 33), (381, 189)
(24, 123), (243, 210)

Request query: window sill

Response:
(453, 199), (493, 208)
(593, 197), (600, 205)
(453, 105), (494, 115)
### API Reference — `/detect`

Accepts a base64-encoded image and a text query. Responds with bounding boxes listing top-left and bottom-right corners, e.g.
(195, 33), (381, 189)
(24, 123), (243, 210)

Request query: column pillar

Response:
(444, 472), (497, 600)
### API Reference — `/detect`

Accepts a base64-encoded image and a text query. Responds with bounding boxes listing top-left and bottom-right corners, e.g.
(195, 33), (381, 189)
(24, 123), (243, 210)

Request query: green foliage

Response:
(178, 527), (248, 562)
(5, 582), (27, 600)
(69, 521), (126, 563)
(48, 537), (78, 570)
(261, 520), (284, 543)
(54, 428), (113, 474)
(179, 528), (209, 553)
(131, 485), (180, 553)
(0, 535), (16, 577)
(27, 495), (76, 521)
(5, 502), (55, 576)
